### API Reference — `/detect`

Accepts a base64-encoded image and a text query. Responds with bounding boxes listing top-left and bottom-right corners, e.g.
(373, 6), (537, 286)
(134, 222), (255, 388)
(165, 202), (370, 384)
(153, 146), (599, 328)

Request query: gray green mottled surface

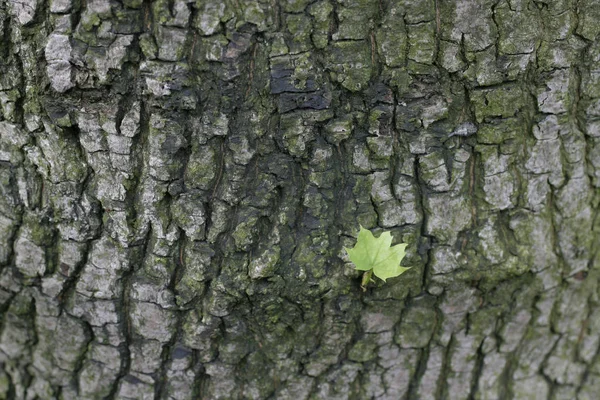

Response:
(1, 0), (600, 398)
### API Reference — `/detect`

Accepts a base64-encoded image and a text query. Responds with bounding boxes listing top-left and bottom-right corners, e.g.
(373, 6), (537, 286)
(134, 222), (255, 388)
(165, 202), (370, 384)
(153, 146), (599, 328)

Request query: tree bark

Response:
(1, 0), (600, 399)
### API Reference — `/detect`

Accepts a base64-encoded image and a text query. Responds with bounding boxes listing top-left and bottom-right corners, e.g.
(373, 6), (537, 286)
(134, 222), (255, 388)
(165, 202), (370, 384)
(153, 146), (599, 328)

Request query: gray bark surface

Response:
(1, 0), (600, 398)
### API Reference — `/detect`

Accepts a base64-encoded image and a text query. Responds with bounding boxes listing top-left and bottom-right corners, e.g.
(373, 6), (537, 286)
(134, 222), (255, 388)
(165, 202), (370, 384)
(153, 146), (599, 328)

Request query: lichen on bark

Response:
(1, 0), (600, 399)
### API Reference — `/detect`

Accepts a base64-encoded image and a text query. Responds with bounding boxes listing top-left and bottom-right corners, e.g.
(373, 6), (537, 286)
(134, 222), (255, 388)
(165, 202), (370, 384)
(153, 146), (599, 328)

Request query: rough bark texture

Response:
(1, 0), (600, 399)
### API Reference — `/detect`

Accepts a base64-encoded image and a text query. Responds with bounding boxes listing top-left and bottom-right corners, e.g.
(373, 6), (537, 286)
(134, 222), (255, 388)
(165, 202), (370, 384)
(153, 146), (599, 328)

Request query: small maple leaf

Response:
(345, 226), (410, 289)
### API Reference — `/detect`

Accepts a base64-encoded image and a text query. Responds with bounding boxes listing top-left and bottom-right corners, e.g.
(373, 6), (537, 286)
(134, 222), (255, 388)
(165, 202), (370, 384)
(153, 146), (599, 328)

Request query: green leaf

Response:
(345, 226), (410, 282)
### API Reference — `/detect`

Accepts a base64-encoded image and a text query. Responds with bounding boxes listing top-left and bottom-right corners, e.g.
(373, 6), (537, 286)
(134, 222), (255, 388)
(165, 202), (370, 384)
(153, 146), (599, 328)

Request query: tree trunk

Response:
(1, 0), (600, 398)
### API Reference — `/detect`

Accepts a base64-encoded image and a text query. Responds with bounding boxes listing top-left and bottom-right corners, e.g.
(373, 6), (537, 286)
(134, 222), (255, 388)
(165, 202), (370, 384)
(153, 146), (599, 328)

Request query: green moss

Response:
(355, 207), (379, 231)
(471, 86), (526, 123)
(63, 156), (88, 183)
(142, 254), (175, 281)
(308, 1), (332, 49)
(408, 22), (436, 65)
(386, 68), (412, 97)
(292, 236), (326, 279)
(286, 14), (312, 51)
(477, 118), (520, 144)
(348, 337), (378, 362)
(407, 61), (439, 76)
(439, 40), (465, 73)
(327, 41), (372, 92)
(0, 372), (10, 399)
(185, 145), (216, 190)
(308, 169), (336, 188)
(284, 0), (313, 13)
(290, 52), (312, 91)
(53, 112), (72, 127)
(464, 47), (505, 86)
(324, 115), (353, 144)
(242, 1), (267, 31)
(81, 13), (101, 31)
(396, 306), (437, 348)
(8, 291), (34, 315)
(269, 34), (288, 57)
(334, 0), (377, 40)
(176, 273), (206, 306)
(279, 113), (315, 158)
(376, 7), (407, 68)
(139, 33), (158, 59)
(367, 136), (394, 161)
(232, 216), (259, 251)
(23, 213), (54, 247)
(151, 0), (172, 25)
(467, 306), (503, 336)
(248, 244), (281, 279)
(123, 0), (143, 8)
(495, 3), (541, 56)
(23, 93), (42, 115)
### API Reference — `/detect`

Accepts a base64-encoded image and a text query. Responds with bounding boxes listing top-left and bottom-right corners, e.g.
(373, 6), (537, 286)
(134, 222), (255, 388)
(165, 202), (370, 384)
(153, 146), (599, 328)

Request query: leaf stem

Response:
(361, 269), (373, 292)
